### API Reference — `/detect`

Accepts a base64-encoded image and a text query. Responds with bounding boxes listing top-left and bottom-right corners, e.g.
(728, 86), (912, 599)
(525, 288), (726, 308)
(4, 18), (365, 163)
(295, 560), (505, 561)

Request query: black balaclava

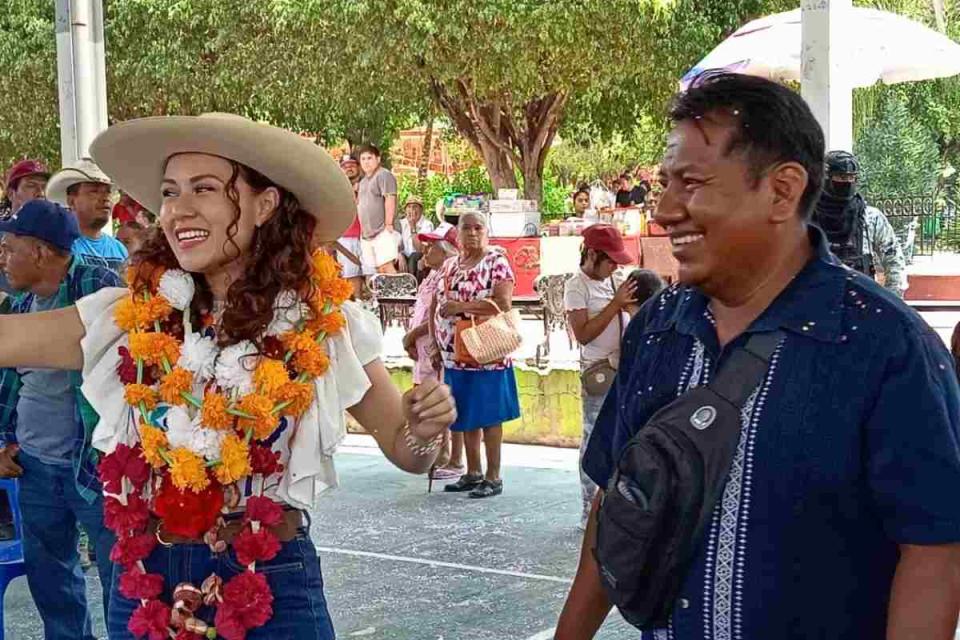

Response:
(814, 150), (865, 244)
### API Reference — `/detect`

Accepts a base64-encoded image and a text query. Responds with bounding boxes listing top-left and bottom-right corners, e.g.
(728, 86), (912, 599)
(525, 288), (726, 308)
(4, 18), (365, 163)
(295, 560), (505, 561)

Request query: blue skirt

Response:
(446, 367), (521, 432)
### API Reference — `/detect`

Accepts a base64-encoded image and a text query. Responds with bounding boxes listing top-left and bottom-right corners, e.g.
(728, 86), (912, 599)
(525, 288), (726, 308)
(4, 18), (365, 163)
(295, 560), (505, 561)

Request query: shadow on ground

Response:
(3, 452), (634, 639)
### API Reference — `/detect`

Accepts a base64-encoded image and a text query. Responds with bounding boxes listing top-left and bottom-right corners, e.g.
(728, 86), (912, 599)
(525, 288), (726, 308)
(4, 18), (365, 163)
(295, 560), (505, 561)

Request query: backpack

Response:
(593, 331), (783, 630)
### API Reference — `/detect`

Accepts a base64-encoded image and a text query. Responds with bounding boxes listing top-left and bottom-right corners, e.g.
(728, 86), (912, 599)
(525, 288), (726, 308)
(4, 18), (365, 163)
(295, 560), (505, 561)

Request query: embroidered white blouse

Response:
(76, 287), (383, 510)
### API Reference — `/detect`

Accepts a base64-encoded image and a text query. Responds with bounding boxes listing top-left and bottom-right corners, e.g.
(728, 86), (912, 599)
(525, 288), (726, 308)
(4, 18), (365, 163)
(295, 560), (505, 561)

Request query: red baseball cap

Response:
(582, 224), (632, 265)
(5, 159), (50, 190)
(418, 222), (458, 247)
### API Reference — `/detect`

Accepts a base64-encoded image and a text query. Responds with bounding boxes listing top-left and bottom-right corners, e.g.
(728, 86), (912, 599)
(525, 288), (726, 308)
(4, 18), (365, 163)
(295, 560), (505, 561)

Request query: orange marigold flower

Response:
(128, 332), (181, 368)
(293, 342), (330, 378)
(275, 381), (314, 417)
(168, 448), (210, 493)
(114, 297), (144, 332)
(201, 392), (234, 430)
(138, 423), (168, 468)
(311, 251), (341, 284)
(214, 434), (251, 485)
(279, 330), (314, 354)
(253, 359), (290, 398)
(158, 368), (193, 405)
(126, 262), (165, 293)
(124, 384), (157, 410)
(238, 393), (279, 441)
(307, 310), (345, 336)
(322, 277), (354, 306)
(140, 296), (173, 325)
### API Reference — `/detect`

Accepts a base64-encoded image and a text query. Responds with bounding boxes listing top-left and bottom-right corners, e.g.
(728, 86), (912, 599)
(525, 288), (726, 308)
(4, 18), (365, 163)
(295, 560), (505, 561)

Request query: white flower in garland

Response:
(157, 269), (195, 311)
(191, 423), (226, 461)
(164, 406), (195, 450)
(215, 340), (258, 395)
(266, 290), (310, 337)
(180, 333), (218, 382)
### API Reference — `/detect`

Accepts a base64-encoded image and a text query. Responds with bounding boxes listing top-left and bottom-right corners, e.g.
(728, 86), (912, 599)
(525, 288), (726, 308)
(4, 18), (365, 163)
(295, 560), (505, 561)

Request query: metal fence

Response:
(870, 194), (959, 258)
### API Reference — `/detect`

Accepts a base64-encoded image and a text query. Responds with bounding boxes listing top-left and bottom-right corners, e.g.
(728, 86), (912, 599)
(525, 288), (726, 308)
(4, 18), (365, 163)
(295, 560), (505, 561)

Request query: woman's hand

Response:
(402, 331), (418, 360)
(439, 301), (462, 318)
(403, 378), (457, 442)
(613, 279), (638, 309)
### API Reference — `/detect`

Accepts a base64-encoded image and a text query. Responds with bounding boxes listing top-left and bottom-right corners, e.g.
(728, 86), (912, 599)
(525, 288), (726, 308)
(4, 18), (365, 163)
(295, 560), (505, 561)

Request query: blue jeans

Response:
(107, 525), (336, 639)
(580, 386), (605, 525)
(18, 451), (116, 640)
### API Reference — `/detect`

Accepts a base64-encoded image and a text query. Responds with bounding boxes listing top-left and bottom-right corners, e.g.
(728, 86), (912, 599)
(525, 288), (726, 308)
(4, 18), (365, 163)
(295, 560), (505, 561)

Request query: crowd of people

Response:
(0, 71), (956, 640)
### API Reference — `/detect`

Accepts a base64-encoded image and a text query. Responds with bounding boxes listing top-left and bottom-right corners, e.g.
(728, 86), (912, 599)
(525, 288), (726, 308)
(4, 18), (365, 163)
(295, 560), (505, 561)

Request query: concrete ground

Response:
(1, 436), (636, 640)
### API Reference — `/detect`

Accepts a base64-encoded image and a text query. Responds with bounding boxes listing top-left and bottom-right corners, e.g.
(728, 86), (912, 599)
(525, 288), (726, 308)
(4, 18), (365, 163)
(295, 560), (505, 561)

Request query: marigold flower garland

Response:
(98, 251), (351, 640)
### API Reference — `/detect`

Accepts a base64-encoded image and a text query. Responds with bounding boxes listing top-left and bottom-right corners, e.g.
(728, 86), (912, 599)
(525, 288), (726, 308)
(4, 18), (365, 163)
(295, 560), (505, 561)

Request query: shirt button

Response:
(679, 598), (690, 609)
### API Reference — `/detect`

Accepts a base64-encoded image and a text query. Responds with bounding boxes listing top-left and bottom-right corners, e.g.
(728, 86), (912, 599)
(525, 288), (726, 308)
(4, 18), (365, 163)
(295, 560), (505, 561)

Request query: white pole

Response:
(55, 0), (108, 166)
(801, 0), (853, 153)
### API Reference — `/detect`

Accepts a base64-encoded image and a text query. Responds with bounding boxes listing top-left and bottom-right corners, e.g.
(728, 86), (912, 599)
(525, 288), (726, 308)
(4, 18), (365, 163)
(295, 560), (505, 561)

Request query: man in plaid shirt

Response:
(0, 199), (121, 639)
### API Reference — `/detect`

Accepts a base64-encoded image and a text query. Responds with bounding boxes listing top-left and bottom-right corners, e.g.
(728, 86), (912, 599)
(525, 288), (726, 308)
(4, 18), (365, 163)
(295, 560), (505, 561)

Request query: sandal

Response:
(443, 473), (484, 493)
(468, 479), (503, 499)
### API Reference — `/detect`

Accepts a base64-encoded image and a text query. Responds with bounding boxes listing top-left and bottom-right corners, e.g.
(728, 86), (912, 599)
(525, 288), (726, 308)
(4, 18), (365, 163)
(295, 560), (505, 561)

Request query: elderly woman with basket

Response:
(434, 211), (521, 499)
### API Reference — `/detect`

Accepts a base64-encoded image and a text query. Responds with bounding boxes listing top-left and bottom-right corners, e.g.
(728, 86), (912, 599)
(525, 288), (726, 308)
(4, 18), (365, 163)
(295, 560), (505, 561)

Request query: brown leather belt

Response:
(149, 509), (303, 546)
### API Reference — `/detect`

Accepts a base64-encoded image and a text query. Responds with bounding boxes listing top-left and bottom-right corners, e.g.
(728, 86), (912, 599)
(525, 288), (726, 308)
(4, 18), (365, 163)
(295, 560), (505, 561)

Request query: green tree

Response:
(855, 93), (940, 196)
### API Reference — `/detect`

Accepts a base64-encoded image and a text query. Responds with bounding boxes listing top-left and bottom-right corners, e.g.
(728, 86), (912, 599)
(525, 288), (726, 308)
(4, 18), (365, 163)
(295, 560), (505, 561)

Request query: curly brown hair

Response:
(130, 160), (317, 347)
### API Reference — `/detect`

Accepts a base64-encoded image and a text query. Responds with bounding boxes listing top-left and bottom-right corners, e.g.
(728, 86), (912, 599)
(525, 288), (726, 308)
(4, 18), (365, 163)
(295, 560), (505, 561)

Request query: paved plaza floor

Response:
(1, 436), (636, 640)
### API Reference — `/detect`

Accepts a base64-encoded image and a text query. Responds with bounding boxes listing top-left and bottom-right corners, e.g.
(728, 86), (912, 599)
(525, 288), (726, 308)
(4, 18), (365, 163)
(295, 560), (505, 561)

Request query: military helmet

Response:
(825, 150), (860, 176)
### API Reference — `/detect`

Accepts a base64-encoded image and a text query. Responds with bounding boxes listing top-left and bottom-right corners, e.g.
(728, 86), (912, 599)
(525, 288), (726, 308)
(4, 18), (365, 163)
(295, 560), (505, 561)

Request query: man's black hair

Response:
(357, 144), (382, 158)
(670, 72), (825, 219)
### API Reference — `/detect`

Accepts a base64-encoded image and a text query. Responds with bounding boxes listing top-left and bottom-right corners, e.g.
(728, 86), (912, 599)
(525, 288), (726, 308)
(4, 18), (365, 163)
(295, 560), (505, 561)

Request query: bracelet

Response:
(401, 424), (443, 457)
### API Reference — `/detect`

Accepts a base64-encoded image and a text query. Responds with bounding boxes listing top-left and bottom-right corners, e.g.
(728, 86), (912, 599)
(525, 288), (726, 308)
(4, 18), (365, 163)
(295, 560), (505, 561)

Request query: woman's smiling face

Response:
(159, 153), (276, 276)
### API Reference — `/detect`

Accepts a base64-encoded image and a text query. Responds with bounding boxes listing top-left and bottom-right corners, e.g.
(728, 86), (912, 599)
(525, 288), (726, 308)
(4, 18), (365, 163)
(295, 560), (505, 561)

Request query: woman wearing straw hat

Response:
(0, 113), (456, 638)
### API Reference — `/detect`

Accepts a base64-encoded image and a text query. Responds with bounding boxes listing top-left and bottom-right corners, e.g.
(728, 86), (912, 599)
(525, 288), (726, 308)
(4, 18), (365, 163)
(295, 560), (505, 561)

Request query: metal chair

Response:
(0, 478), (25, 639)
(533, 273), (575, 366)
(368, 273), (419, 331)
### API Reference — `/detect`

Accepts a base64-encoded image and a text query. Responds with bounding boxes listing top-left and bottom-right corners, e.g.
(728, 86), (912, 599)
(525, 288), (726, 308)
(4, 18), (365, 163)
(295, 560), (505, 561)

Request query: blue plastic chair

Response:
(0, 478), (25, 639)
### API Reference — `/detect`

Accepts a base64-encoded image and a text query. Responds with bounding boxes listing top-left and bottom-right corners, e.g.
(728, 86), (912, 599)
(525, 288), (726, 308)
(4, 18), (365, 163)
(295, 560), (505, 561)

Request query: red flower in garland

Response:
(243, 496), (283, 527)
(110, 533), (158, 569)
(174, 632), (204, 640)
(232, 528), (281, 566)
(214, 571), (274, 639)
(104, 493), (150, 533)
(128, 599), (170, 640)
(249, 445), (282, 476)
(119, 569), (165, 600)
(117, 346), (157, 386)
(152, 478), (224, 540)
(98, 444), (151, 494)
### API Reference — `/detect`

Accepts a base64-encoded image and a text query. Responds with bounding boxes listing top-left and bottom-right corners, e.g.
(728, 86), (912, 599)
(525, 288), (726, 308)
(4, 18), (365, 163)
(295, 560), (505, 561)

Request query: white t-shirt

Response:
(400, 217), (434, 257)
(563, 270), (627, 367)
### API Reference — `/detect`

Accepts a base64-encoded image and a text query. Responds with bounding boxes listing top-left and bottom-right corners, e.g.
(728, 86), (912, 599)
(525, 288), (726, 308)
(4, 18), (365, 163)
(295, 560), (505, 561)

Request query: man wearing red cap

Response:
(564, 224), (639, 528)
(1, 160), (50, 220)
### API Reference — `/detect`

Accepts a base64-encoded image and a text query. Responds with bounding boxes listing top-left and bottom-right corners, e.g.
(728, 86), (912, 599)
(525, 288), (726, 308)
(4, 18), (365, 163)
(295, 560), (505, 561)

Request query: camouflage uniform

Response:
(863, 205), (908, 297)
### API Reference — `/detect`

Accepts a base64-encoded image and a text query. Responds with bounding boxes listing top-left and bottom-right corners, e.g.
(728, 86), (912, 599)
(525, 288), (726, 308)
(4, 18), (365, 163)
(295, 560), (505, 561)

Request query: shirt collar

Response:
(664, 226), (847, 344)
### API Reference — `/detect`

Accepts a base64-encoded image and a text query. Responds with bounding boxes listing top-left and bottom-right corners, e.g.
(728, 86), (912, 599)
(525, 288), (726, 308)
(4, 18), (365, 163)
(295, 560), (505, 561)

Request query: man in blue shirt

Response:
(556, 73), (960, 639)
(47, 158), (128, 274)
(0, 200), (121, 639)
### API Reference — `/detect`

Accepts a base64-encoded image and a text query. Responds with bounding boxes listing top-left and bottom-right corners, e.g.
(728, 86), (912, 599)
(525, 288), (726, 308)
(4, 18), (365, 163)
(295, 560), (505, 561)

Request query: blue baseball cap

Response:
(0, 199), (80, 252)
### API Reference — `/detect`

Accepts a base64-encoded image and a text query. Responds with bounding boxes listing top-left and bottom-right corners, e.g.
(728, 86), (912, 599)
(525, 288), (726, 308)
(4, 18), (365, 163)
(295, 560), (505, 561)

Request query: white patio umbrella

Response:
(681, 7), (960, 89)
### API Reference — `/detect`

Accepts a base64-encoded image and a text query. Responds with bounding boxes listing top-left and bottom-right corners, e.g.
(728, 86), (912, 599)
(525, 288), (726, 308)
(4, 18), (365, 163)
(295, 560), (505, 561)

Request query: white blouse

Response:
(76, 287), (383, 510)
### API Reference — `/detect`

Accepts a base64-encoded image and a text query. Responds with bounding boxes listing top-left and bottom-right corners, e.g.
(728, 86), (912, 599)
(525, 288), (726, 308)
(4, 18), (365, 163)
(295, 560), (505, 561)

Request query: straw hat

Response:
(89, 113), (356, 242)
(46, 158), (113, 207)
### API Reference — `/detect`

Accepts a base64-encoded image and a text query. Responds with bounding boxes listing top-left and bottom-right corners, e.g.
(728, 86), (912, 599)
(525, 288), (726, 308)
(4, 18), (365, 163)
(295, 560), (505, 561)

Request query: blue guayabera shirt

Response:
(0, 257), (122, 503)
(584, 227), (960, 639)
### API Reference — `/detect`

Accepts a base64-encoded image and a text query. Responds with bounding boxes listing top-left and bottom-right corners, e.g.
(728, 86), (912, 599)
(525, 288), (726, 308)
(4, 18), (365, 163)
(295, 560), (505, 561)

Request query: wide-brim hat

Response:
(89, 113), (356, 243)
(46, 158), (114, 207)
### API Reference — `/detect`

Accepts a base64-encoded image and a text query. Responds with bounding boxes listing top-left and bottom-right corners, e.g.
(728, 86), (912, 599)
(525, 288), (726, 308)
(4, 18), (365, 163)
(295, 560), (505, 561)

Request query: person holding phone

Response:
(564, 225), (638, 529)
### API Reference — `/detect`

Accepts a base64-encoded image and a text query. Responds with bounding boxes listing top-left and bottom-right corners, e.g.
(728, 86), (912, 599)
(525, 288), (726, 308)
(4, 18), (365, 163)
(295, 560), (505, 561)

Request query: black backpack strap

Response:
(708, 331), (783, 408)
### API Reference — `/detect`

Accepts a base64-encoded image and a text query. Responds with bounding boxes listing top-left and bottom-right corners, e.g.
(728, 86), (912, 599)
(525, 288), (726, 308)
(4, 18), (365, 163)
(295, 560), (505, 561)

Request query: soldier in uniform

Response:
(812, 150), (907, 297)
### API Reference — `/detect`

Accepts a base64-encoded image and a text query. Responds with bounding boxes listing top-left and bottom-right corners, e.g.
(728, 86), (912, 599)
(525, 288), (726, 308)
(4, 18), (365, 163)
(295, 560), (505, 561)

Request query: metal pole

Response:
(55, 0), (108, 166)
(801, 0), (853, 152)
